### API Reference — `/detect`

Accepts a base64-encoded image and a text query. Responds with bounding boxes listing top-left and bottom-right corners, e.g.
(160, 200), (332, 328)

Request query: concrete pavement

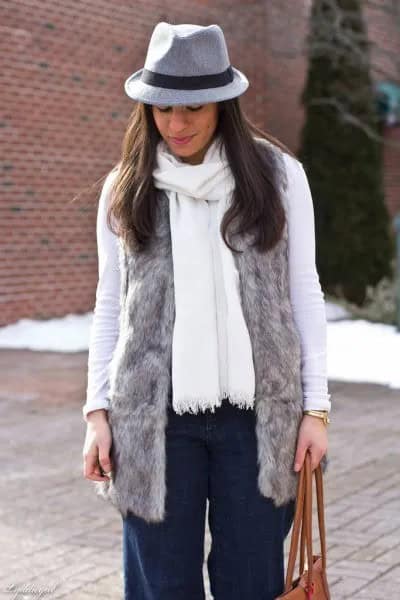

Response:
(0, 348), (399, 599)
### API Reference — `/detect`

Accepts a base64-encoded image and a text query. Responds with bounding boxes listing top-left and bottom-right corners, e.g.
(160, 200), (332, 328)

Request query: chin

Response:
(169, 144), (195, 154)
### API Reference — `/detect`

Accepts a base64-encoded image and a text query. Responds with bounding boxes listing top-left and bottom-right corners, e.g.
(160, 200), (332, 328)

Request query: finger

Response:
(86, 465), (111, 482)
(87, 472), (110, 482)
(99, 454), (113, 476)
(94, 462), (112, 482)
(294, 444), (308, 472)
(315, 449), (328, 471)
(309, 446), (324, 471)
(83, 453), (110, 482)
(83, 452), (98, 478)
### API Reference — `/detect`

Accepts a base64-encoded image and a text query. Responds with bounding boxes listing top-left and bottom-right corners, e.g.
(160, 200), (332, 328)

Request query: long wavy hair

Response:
(103, 97), (296, 254)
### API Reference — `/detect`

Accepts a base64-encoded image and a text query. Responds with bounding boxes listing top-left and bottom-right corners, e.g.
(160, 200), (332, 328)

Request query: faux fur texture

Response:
(93, 138), (329, 523)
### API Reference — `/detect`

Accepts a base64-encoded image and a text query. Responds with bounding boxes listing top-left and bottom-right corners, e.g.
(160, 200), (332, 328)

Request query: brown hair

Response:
(104, 98), (296, 254)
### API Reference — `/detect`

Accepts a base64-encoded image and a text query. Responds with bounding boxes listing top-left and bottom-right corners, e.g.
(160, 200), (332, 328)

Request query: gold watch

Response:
(303, 409), (330, 426)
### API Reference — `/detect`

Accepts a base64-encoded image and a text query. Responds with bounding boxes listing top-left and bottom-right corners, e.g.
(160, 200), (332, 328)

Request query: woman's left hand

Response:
(293, 415), (328, 472)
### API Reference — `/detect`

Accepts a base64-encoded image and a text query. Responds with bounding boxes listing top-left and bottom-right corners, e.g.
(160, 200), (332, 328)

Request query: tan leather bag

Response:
(275, 450), (331, 599)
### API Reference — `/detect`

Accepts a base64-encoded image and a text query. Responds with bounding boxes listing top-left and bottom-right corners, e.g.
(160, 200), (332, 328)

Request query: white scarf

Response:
(152, 134), (255, 414)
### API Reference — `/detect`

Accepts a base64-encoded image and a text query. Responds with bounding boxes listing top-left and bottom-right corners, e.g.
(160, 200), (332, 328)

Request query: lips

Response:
(170, 136), (194, 145)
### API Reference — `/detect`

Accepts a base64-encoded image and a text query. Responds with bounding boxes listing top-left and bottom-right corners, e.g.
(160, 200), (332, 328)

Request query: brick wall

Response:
(264, 0), (400, 221)
(1, 1), (398, 325)
(263, 0), (311, 150)
(364, 0), (400, 220)
(384, 127), (400, 217)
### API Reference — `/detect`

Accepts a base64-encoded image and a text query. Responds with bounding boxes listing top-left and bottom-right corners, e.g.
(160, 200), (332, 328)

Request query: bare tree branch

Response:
(309, 96), (400, 148)
(267, 0), (400, 143)
(268, 0), (399, 84)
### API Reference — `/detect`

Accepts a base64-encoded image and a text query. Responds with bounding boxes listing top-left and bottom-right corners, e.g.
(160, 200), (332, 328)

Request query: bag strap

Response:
(315, 458), (327, 571)
(284, 455), (306, 591)
(304, 453), (314, 596)
(300, 453), (328, 572)
(284, 450), (328, 593)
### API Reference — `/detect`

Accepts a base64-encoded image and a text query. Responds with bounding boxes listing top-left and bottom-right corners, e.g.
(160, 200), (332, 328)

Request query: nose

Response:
(168, 108), (191, 134)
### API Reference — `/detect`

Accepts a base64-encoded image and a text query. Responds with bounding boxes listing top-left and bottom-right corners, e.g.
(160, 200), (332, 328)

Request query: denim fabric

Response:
(122, 396), (296, 600)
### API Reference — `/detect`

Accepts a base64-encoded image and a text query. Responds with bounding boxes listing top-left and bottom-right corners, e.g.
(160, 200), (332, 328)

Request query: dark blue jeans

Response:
(122, 396), (296, 600)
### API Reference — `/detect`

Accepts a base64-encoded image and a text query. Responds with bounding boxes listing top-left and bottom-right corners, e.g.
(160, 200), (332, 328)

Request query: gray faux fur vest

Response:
(94, 138), (328, 523)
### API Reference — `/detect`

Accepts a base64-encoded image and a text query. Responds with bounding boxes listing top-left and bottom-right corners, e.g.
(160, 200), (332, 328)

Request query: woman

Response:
(82, 22), (331, 600)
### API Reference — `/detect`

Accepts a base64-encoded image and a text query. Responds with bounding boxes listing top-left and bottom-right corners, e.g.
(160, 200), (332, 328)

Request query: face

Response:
(151, 102), (219, 165)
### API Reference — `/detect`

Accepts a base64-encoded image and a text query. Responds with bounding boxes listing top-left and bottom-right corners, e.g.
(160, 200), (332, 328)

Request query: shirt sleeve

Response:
(284, 154), (332, 412)
(82, 170), (121, 422)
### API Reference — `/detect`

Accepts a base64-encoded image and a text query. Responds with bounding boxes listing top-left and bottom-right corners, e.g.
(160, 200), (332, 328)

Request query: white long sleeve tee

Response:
(82, 153), (332, 421)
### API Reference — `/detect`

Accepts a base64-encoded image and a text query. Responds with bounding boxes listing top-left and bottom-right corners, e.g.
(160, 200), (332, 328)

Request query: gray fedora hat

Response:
(124, 22), (249, 105)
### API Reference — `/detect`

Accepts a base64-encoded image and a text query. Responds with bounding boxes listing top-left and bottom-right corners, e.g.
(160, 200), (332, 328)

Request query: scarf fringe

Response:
(172, 391), (256, 415)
